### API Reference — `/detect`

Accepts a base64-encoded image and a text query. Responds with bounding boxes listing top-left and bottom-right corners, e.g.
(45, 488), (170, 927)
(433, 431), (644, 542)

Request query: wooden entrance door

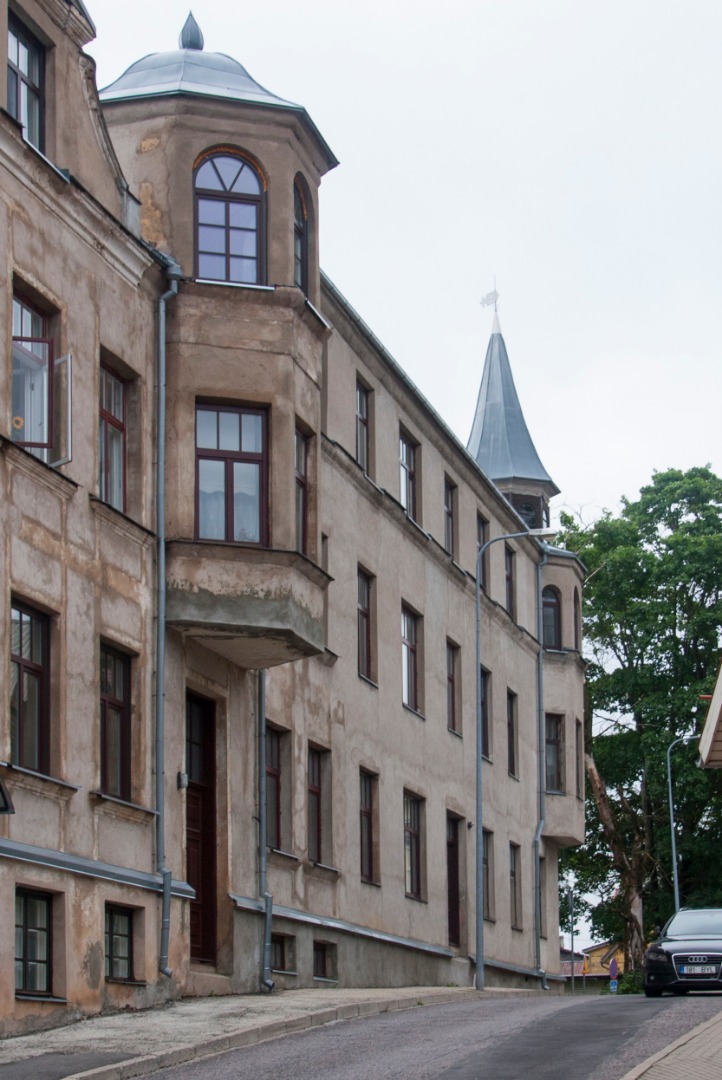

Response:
(186, 691), (217, 963)
(447, 814), (461, 947)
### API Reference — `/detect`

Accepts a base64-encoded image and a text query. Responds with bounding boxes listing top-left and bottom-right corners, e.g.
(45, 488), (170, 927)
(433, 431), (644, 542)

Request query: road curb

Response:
(62, 988), (483, 1080)
(618, 1008), (722, 1080)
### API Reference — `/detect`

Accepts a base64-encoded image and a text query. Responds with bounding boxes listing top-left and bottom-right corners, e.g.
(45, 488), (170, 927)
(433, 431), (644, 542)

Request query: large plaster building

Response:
(0, 1), (584, 1034)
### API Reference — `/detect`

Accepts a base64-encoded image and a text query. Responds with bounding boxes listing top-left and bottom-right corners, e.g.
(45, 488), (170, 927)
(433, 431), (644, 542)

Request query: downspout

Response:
(156, 258), (182, 978)
(257, 670), (274, 991)
(534, 548), (549, 989)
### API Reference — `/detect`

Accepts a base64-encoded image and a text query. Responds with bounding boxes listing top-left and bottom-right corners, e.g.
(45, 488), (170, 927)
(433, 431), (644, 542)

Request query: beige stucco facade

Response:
(0, 0), (584, 1035)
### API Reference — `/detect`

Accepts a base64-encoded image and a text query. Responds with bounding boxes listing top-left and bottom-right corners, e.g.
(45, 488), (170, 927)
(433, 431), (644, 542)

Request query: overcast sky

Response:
(87, 0), (722, 528)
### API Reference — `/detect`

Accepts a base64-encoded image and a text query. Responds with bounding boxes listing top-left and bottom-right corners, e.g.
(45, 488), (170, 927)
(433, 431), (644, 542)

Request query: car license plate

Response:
(680, 964), (716, 974)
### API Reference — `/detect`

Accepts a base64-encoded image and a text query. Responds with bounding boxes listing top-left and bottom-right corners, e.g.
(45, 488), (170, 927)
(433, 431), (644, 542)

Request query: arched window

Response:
(195, 153), (264, 284)
(542, 586), (562, 650)
(293, 182), (308, 294)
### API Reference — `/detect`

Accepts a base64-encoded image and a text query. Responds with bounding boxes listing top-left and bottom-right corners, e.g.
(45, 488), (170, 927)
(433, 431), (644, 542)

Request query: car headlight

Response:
(645, 947), (670, 963)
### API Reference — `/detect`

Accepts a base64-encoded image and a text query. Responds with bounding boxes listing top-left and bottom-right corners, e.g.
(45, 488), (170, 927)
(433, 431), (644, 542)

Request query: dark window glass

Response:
(195, 154), (264, 284)
(545, 713), (564, 792)
(295, 429), (308, 554)
(270, 934), (286, 972)
(12, 293), (53, 453)
(313, 941), (328, 978)
(477, 514), (489, 591)
(480, 668), (490, 759)
(356, 383), (369, 472)
(574, 588), (581, 651)
(403, 793), (422, 898)
(444, 479), (456, 556)
(359, 769), (376, 882)
(10, 601), (50, 773)
(401, 606), (419, 710)
(195, 405), (267, 544)
(399, 430), (418, 521)
(576, 719), (584, 799)
(510, 843), (522, 928)
(357, 569), (372, 679)
(293, 184), (308, 294)
(507, 690), (517, 777)
(308, 747), (322, 863)
(266, 728), (282, 850)
(482, 829), (493, 920)
(542, 587), (561, 650)
(15, 889), (51, 994)
(447, 641), (459, 733)
(7, 19), (43, 149)
(505, 546), (515, 618)
(105, 905), (133, 980)
(99, 366), (126, 512)
(100, 645), (131, 800)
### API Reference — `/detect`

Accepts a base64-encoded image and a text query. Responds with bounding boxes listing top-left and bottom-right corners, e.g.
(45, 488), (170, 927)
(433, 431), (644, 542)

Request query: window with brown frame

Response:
(7, 17), (44, 149)
(356, 382), (371, 473)
(510, 842), (522, 929)
(542, 587), (562, 650)
(480, 667), (491, 759)
(399, 429), (419, 521)
(504, 546), (515, 619)
(295, 428), (308, 555)
(477, 513), (489, 591)
(100, 644), (131, 801)
(99, 366), (126, 512)
(10, 600), (50, 774)
(357, 568), (374, 680)
(15, 888), (52, 995)
(545, 713), (565, 793)
(482, 829), (494, 920)
(313, 940), (336, 979)
(507, 690), (518, 778)
(403, 792), (424, 899)
(307, 746), (324, 864)
(401, 605), (421, 711)
(194, 153), (264, 284)
(196, 404), (267, 544)
(105, 905), (134, 981)
(293, 183), (308, 294)
(266, 728), (282, 850)
(12, 292), (53, 455)
(444, 478), (457, 556)
(359, 769), (378, 883)
(447, 640), (460, 733)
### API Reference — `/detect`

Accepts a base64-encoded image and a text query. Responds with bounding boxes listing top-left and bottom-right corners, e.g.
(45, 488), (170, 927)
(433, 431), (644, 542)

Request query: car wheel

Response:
(644, 985), (662, 998)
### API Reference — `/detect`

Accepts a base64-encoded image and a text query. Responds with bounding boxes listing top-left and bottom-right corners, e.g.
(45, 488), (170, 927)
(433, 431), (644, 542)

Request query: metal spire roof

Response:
(99, 13), (338, 170)
(467, 313), (559, 496)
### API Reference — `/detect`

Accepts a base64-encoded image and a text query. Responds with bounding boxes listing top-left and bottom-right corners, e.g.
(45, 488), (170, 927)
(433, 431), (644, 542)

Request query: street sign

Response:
(609, 979), (618, 993)
(610, 958), (619, 979)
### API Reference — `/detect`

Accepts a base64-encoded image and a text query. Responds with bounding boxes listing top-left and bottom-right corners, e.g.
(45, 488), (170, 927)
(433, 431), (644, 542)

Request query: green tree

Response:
(559, 467), (722, 969)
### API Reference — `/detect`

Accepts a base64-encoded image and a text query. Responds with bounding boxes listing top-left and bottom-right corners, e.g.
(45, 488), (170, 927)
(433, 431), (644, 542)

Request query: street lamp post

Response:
(474, 526), (553, 991)
(667, 734), (699, 912)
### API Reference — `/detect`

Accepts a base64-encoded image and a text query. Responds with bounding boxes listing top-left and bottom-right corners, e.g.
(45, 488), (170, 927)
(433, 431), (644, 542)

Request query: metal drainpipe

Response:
(257, 670), (274, 992)
(534, 549), (549, 989)
(156, 258), (182, 978)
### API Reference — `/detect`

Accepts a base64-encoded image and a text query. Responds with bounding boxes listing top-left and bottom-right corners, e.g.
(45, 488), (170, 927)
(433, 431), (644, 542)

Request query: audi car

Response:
(643, 908), (722, 997)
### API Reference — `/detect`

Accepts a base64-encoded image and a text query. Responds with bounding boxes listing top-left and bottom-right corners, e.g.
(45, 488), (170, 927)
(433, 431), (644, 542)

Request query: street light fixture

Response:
(667, 734), (699, 912)
(474, 526), (555, 991)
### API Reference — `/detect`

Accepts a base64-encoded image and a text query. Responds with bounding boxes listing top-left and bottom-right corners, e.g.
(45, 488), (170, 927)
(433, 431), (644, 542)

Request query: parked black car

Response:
(643, 908), (722, 997)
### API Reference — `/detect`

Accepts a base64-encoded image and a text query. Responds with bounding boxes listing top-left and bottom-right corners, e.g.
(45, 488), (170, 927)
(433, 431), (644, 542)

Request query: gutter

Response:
(534, 549), (549, 989)
(257, 671), (274, 992)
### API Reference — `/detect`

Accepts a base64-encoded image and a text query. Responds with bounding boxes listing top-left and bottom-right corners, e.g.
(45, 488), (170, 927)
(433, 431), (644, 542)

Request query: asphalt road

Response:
(139, 993), (722, 1080)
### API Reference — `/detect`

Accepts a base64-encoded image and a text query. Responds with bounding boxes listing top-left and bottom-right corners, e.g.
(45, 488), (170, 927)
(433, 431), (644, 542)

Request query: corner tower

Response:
(467, 313), (559, 528)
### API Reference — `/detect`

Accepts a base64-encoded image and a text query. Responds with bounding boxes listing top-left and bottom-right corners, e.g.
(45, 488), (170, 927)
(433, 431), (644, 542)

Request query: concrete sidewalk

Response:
(2, 986), (721, 1080)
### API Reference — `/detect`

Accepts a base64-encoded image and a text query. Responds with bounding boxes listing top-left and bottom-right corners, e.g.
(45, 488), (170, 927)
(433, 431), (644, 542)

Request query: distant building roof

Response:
(467, 313), (559, 497)
(99, 12), (338, 170)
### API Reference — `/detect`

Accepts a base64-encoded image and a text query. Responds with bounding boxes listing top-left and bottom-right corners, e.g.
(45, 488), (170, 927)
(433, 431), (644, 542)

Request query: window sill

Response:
(271, 968), (298, 977)
(15, 993), (67, 1004)
(358, 673), (379, 690)
(305, 860), (341, 879)
(361, 878), (381, 888)
(105, 978), (147, 987)
(89, 495), (155, 544)
(405, 893), (428, 904)
(545, 788), (566, 797)
(90, 791), (157, 822)
(402, 704), (426, 721)
(268, 848), (301, 866)
(511, 925), (524, 933)
(483, 915), (496, 924)
(194, 278), (275, 293)
(313, 976), (339, 985)
(508, 772), (520, 782)
(0, 762), (78, 799)
(482, 754), (493, 763)
(447, 726), (463, 740)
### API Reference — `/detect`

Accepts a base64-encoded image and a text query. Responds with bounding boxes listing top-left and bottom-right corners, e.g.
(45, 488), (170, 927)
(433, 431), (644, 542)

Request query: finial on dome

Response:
(180, 11), (204, 50)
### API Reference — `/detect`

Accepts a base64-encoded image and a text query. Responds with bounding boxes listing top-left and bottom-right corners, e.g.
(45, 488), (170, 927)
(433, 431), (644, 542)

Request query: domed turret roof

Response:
(99, 12), (337, 169)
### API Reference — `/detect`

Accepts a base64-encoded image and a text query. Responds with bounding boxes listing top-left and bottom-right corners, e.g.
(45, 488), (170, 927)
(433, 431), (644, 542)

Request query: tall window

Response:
(401, 605), (420, 711)
(307, 746), (330, 865)
(266, 728), (282, 850)
(509, 843), (522, 929)
(12, 292), (53, 454)
(293, 183), (308, 293)
(99, 366), (126, 512)
(295, 429), (308, 555)
(15, 889), (52, 994)
(480, 667), (490, 759)
(482, 829), (494, 920)
(100, 645), (131, 800)
(356, 382), (370, 473)
(542, 587), (561, 649)
(447, 641), (460, 733)
(504, 546), (515, 618)
(545, 713), (565, 793)
(194, 153), (264, 284)
(7, 18), (43, 149)
(359, 769), (377, 883)
(576, 718), (584, 799)
(507, 690), (518, 778)
(477, 513), (489, 591)
(196, 404), (267, 544)
(399, 430), (418, 521)
(403, 792), (423, 899)
(574, 588), (581, 651)
(10, 601), (50, 774)
(105, 905), (133, 981)
(444, 478), (457, 556)
(357, 568), (373, 680)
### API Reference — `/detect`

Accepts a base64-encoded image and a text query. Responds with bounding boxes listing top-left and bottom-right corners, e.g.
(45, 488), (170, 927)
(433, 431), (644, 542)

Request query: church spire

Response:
(467, 314), (558, 527)
(179, 12), (204, 50)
